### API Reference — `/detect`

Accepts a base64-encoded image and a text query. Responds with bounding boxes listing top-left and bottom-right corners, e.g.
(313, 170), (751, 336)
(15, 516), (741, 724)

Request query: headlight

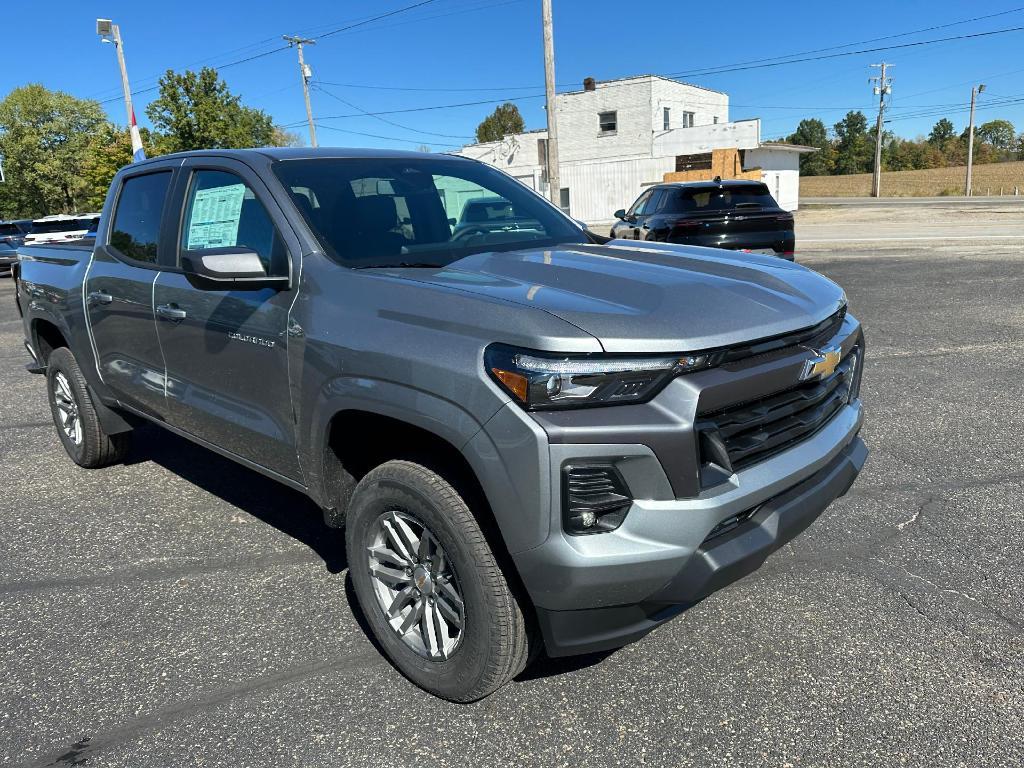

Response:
(485, 343), (720, 410)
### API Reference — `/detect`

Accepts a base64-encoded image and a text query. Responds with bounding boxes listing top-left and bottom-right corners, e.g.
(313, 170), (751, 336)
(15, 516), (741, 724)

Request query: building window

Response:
(537, 138), (548, 183)
(675, 153), (713, 172)
(713, 116), (719, 124)
(663, 107), (671, 131)
(598, 111), (617, 135)
(681, 111), (695, 128)
(559, 187), (571, 215)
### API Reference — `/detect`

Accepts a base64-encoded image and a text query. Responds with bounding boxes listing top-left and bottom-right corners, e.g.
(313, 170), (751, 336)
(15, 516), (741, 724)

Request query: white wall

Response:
(650, 78), (729, 131)
(653, 119), (760, 157)
(554, 78), (655, 163)
(743, 147), (807, 211)
(560, 156), (675, 225)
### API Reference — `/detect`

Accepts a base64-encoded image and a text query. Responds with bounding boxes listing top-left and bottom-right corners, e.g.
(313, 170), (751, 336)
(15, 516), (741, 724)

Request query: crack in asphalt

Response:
(20, 651), (385, 768)
(0, 550), (325, 596)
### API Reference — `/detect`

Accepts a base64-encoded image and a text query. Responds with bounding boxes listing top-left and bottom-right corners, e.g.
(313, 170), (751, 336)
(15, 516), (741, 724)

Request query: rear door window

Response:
(644, 189), (666, 214)
(180, 170), (288, 277)
(110, 171), (173, 264)
(665, 184), (779, 213)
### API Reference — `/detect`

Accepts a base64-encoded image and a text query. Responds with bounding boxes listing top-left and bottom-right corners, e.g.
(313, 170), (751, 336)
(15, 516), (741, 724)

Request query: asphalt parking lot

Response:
(2, 213), (1023, 766)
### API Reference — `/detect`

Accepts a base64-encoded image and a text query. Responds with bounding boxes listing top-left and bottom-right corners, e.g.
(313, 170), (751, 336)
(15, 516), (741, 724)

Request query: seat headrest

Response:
(356, 195), (398, 233)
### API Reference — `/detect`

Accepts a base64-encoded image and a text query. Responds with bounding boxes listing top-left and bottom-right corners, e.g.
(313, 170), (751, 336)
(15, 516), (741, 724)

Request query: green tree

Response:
(146, 67), (278, 153)
(475, 103), (525, 143)
(976, 119), (1016, 151)
(787, 118), (832, 175)
(0, 84), (106, 218)
(79, 124), (157, 210)
(928, 118), (956, 145)
(832, 111), (872, 175)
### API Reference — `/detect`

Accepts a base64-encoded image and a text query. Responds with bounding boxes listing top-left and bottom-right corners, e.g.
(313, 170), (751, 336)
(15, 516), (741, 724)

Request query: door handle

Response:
(156, 304), (187, 321)
(88, 291), (113, 306)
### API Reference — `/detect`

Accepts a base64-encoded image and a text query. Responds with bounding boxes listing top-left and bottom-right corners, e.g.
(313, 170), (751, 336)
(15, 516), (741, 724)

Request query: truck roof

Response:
(132, 147), (470, 167)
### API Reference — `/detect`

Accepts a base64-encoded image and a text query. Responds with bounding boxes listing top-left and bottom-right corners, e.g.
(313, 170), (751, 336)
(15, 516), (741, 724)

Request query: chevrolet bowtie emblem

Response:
(800, 346), (842, 381)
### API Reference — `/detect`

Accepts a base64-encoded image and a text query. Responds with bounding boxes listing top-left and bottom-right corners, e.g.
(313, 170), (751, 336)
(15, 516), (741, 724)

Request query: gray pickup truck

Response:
(15, 148), (866, 701)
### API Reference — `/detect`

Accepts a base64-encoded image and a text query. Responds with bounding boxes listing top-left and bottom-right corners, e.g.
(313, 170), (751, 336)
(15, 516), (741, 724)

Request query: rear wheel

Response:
(46, 347), (131, 468)
(346, 460), (535, 702)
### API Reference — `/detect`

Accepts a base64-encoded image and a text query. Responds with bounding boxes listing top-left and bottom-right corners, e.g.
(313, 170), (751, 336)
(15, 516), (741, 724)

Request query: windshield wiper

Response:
(355, 261), (444, 269)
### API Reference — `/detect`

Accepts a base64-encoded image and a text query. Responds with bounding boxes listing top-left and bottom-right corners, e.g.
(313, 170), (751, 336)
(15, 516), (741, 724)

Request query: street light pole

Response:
(965, 83), (985, 197)
(97, 19), (146, 162)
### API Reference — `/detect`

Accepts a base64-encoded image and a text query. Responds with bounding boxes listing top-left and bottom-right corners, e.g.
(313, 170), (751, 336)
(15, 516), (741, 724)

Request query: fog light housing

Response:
(562, 464), (632, 535)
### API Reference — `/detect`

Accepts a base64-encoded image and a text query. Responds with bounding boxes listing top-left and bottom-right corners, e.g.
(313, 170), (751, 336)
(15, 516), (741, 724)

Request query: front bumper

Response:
(537, 430), (866, 656)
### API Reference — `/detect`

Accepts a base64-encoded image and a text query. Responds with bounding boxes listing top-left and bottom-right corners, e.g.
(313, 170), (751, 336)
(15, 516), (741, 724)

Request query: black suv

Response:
(610, 179), (795, 258)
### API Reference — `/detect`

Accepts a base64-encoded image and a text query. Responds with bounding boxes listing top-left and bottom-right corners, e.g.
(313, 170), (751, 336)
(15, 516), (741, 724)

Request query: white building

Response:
(456, 75), (814, 223)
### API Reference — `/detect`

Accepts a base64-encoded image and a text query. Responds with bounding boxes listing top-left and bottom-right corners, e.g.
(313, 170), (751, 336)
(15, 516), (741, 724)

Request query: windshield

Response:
(272, 157), (585, 268)
(30, 219), (88, 234)
(666, 184), (778, 213)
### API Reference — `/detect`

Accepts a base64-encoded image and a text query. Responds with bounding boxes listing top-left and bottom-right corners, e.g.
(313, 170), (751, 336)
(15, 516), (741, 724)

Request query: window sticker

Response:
(187, 183), (246, 250)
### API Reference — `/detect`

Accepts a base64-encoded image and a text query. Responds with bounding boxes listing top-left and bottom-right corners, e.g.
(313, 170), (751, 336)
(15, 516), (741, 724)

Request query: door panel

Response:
(85, 167), (176, 418)
(153, 159), (301, 480)
(85, 250), (166, 416)
(153, 274), (300, 478)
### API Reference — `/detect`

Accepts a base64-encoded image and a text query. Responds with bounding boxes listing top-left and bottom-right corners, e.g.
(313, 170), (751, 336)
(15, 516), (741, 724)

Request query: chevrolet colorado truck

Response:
(15, 148), (866, 702)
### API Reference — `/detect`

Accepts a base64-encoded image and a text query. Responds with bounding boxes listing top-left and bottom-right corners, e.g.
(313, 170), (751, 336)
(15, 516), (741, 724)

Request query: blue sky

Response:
(4, 0), (1024, 149)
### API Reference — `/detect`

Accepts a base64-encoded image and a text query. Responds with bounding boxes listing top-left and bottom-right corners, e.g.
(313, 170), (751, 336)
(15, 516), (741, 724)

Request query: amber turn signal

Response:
(491, 368), (529, 402)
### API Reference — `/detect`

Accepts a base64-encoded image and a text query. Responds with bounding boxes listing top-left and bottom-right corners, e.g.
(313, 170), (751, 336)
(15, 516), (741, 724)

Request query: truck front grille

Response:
(697, 349), (859, 474)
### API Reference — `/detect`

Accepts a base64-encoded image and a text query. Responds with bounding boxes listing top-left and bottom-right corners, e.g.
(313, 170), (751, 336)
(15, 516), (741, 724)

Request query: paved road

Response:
(1, 243), (1023, 767)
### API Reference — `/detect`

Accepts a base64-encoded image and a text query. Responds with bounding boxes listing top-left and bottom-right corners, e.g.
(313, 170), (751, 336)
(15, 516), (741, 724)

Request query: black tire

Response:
(46, 347), (131, 468)
(346, 460), (535, 702)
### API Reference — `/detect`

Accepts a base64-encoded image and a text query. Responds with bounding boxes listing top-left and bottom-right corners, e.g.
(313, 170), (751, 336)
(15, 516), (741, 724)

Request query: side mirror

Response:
(182, 248), (288, 287)
(448, 217), (457, 227)
(613, 209), (627, 221)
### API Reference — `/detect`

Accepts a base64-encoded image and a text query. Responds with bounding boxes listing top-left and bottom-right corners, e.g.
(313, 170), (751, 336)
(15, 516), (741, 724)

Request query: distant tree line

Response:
(785, 112), (1022, 176)
(0, 68), (300, 219)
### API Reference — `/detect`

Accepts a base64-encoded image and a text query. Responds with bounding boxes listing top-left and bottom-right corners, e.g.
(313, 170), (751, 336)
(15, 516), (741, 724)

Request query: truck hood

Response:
(376, 241), (846, 353)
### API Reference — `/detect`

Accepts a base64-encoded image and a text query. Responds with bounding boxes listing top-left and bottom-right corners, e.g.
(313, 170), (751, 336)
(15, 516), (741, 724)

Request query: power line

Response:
(661, 6), (1024, 79)
(660, 25), (1024, 80)
(313, 83), (475, 139)
(311, 7), (1024, 95)
(314, 122), (464, 147)
(97, 0), (445, 106)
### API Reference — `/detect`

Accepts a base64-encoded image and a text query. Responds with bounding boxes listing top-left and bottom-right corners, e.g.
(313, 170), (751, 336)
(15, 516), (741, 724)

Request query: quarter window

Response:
(598, 111), (617, 135)
(110, 171), (172, 264)
(181, 170), (287, 277)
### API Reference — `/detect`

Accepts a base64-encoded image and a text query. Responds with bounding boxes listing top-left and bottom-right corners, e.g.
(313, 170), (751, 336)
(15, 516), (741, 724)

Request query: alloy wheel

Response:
(52, 372), (82, 446)
(366, 510), (465, 660)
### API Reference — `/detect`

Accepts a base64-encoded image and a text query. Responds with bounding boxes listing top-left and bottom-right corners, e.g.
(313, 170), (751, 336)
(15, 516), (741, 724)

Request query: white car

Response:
(23, 213), (101, 245)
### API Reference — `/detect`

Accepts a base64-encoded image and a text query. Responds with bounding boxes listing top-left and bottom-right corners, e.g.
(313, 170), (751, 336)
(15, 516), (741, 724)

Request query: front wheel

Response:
(346, 460), (535, 702)
(46, 347), (131, 468)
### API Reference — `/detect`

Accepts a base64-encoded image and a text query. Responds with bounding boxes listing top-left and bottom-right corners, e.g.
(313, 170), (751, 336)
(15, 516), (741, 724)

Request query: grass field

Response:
(800, 160), (1024, 197)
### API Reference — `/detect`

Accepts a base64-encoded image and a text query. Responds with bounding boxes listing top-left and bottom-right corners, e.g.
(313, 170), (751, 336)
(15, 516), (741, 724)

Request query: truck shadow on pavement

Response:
(126, 423), (348, 574)
(127, 423), (614, 687)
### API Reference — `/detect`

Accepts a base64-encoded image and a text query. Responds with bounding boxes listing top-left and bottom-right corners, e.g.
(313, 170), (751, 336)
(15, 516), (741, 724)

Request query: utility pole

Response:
(869, 62), (893, 198)
(283, 36), (318, 148)
(541, 0), (561, 208)
(97, 19), (146, 162)
(965, 83), (986, 196)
